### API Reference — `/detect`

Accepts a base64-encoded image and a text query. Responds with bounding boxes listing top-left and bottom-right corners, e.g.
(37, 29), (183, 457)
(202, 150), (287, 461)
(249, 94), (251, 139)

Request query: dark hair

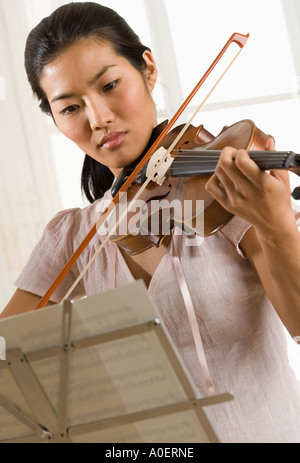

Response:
(24, 2), (151, 202)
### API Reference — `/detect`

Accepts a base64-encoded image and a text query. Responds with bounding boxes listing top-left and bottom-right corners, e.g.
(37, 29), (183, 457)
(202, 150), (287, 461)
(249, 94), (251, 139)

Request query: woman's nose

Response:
(88, 100), (115, 131)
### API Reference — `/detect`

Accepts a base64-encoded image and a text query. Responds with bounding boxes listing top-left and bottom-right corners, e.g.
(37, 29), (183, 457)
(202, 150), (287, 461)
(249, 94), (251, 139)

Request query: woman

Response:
(1, 2), (300, 443)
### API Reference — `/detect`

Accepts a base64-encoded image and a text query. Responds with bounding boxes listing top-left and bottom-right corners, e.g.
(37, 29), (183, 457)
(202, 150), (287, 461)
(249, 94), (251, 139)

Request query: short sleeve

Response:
(15, 209), (86, 303)
(220, 200), (300, 259)
(220, 215), (252, 259)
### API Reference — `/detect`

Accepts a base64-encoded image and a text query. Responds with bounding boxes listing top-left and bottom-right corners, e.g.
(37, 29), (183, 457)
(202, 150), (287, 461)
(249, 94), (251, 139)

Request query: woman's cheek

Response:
(56, 115), (86, 145)
(121, 85), (148, 116)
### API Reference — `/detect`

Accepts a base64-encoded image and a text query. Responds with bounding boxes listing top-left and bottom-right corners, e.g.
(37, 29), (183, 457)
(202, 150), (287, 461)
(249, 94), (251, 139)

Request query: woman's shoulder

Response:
(45, 189), (113, 242)
(14, 190), (114, 303)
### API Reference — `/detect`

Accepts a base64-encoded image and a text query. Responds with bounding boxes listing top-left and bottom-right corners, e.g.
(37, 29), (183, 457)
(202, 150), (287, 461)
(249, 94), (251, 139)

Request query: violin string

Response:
(170, 161), (287, 168)
(61, 45), (246, 302)
(170, 153), (289, 167)
(171, 154), (289, 157)
(171, 156), (288, 160)
(172, 149), (288, 153)
(169, 152), (290, 175)
(170, 152), (289, 158)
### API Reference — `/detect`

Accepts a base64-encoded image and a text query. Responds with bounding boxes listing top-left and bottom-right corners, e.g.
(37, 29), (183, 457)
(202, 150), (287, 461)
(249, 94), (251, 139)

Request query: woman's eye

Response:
(61, 104), (79, 115)
(103, 80), (119, 92)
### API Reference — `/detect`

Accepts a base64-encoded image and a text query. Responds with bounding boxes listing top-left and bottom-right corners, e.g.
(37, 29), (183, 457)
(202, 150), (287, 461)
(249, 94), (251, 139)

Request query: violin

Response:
(109, 119), (300, 255)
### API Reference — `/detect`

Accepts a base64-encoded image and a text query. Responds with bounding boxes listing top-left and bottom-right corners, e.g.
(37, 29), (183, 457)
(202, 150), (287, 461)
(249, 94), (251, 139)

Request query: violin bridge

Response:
(146, 147), (174, 186)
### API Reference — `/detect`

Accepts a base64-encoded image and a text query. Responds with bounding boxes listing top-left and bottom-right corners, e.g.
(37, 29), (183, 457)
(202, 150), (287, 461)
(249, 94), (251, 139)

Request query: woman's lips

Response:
(99, 132), (126, 150)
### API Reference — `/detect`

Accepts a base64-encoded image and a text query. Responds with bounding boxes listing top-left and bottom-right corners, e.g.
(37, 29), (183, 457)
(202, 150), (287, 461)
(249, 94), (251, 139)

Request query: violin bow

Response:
(35, 32), (249, 309)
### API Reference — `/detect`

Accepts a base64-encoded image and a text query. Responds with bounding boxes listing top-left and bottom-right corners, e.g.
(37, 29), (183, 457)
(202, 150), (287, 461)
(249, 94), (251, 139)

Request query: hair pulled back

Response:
(24, 2), (151, 202)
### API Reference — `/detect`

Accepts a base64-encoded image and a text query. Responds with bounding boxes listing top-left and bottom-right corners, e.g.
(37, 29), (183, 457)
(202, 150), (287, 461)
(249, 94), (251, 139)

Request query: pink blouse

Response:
(16, 189), (300, 443)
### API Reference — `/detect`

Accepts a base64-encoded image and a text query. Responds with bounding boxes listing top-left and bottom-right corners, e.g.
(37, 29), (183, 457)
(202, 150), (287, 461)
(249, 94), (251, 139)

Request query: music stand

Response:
(0, 281), (232, 443)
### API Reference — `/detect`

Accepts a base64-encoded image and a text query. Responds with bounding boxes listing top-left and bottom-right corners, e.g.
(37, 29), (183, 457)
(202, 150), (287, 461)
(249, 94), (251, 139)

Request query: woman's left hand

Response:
(205, 138), (295, 236)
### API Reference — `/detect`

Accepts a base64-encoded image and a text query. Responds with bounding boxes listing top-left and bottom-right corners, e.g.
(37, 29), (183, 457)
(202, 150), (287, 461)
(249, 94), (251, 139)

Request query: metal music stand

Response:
(0, 281), (232, 443)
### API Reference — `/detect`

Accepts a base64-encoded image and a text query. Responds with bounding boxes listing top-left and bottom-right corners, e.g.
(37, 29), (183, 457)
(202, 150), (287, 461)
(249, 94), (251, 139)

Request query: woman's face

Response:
(40, 39), (158, 177)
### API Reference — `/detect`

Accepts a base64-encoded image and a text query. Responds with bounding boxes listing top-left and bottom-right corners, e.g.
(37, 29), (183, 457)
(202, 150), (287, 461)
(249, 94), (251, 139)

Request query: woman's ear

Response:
(142, 50), (158, 92)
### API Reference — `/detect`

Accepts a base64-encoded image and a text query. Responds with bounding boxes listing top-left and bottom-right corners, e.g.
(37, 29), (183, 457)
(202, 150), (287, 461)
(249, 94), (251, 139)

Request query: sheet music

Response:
(0, 281), (222, 443)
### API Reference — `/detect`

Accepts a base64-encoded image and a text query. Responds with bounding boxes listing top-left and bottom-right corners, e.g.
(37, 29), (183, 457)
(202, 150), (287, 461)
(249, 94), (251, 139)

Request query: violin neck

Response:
(169, 150), (300, 177)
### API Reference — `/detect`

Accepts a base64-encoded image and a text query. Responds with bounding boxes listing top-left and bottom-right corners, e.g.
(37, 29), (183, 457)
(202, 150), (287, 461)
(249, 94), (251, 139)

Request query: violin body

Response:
(110, 119), (300, 255)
